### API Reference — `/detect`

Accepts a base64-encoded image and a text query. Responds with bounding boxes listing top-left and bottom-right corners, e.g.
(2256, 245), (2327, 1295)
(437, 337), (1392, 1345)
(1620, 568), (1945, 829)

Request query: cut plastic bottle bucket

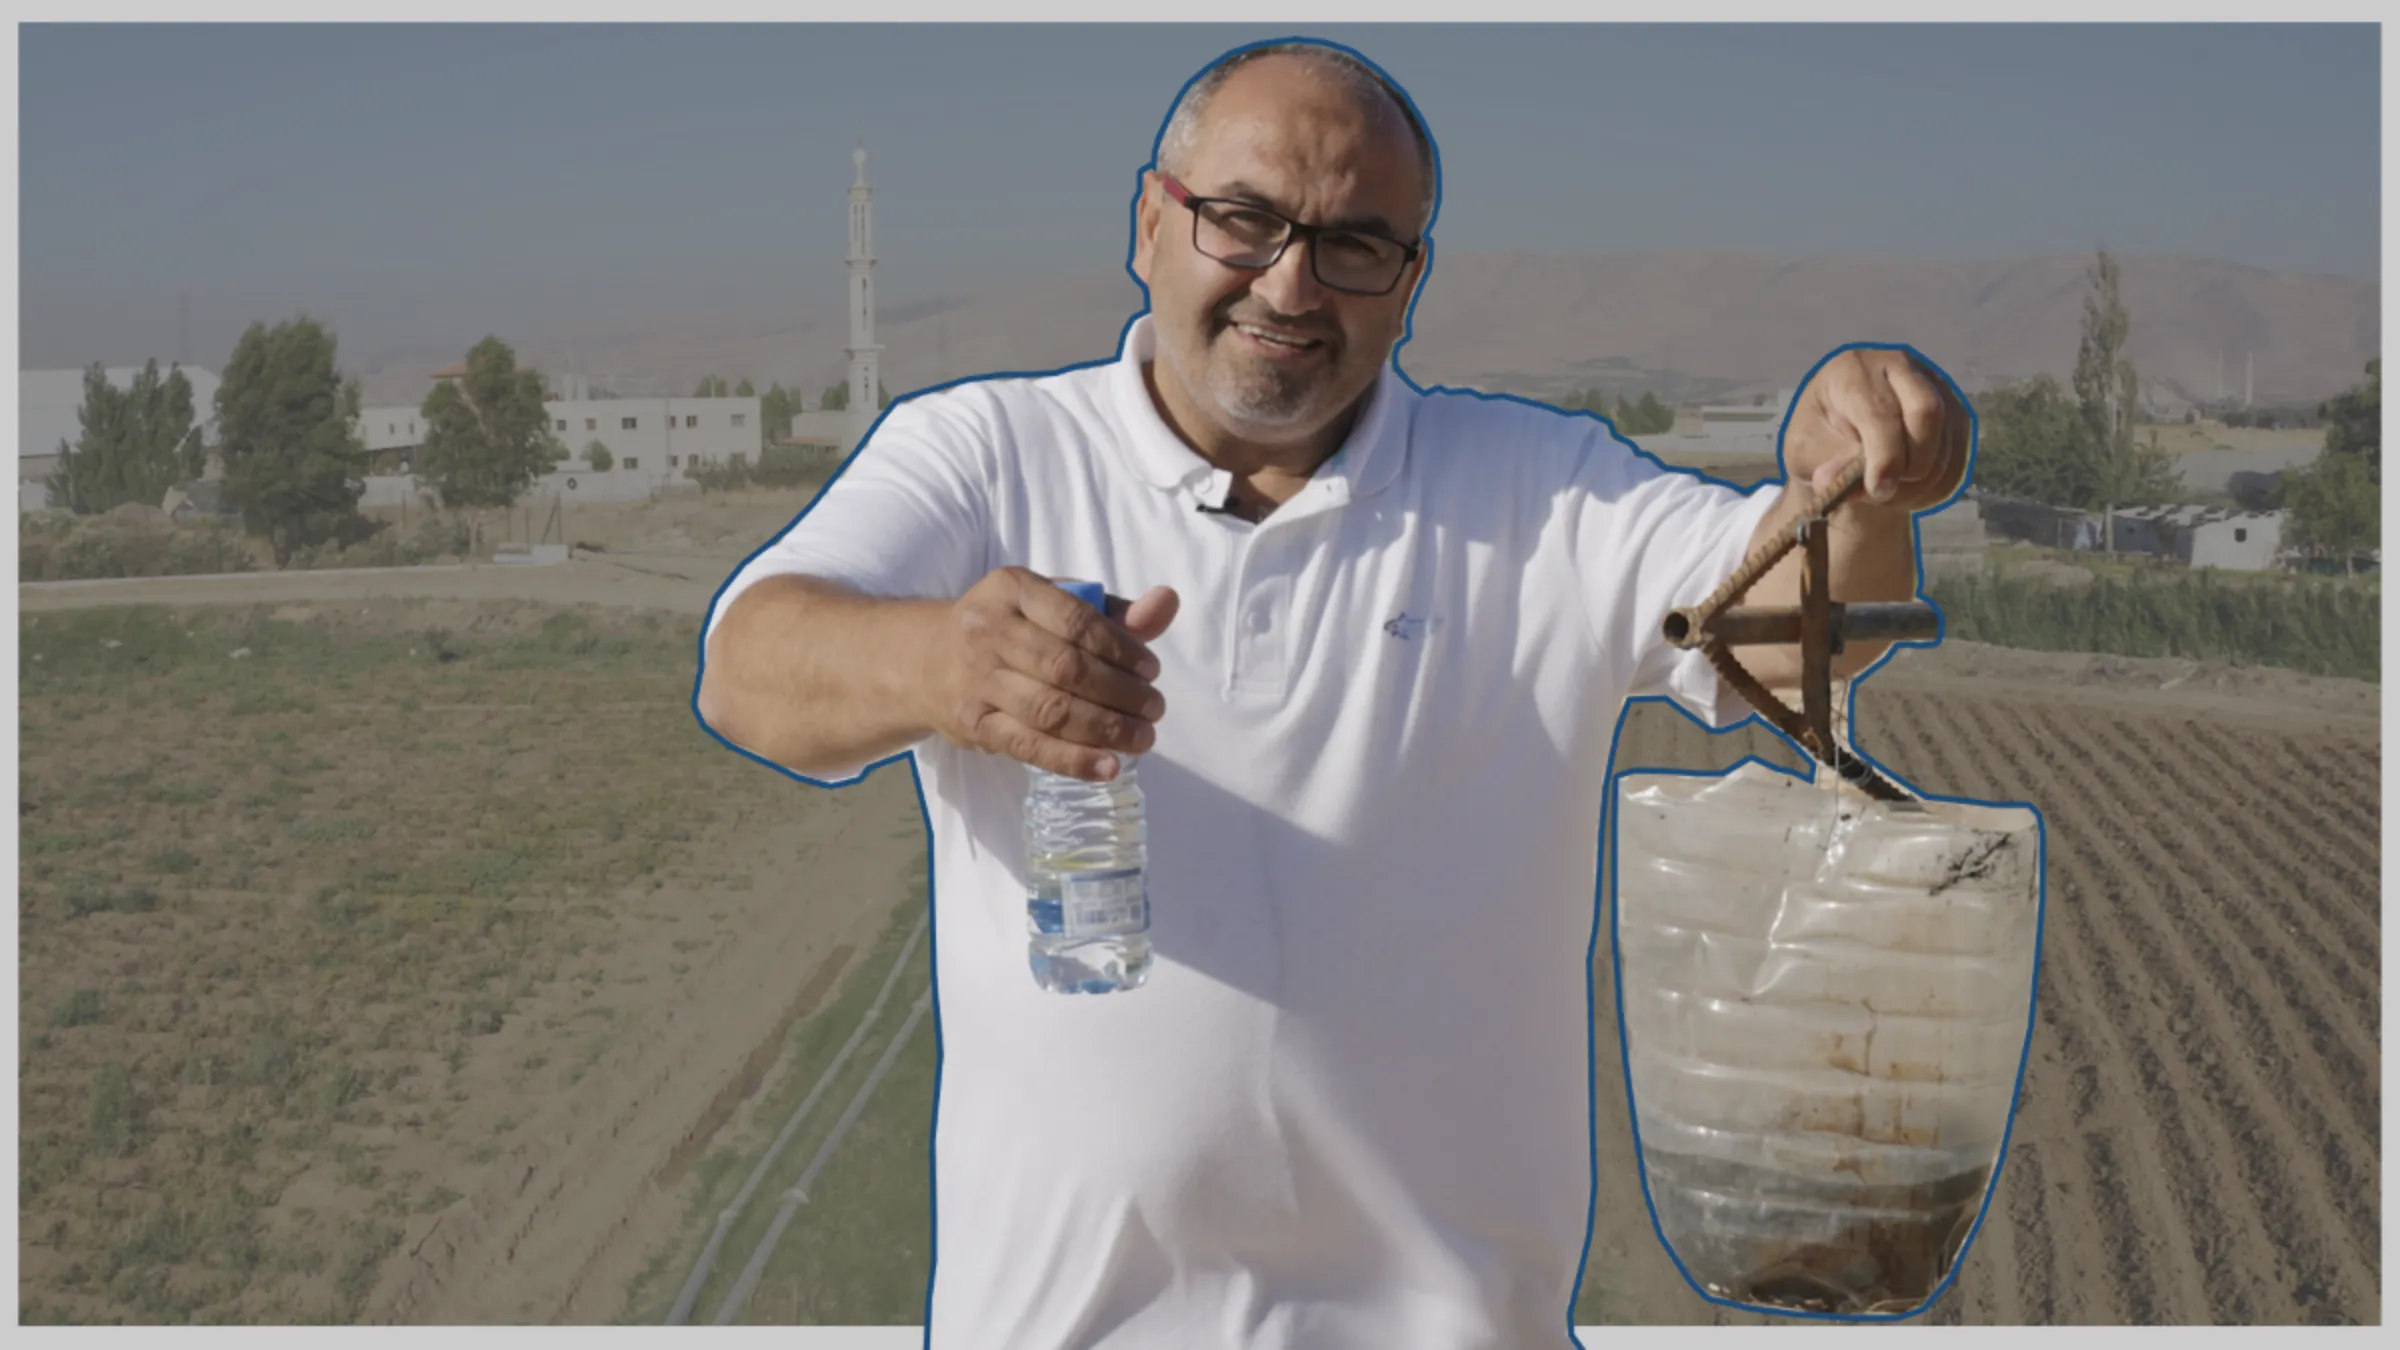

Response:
(1611, 759), (2043, 1319)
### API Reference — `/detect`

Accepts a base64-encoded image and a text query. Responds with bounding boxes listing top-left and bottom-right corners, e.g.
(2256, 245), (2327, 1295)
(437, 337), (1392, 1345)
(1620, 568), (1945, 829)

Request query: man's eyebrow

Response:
(1215, 178), (1399, 238)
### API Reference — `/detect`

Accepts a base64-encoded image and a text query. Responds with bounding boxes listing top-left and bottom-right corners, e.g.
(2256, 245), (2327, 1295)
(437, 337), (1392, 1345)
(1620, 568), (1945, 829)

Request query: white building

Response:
(357, 394), (761, 476)
(2108, 504), (2284, 572)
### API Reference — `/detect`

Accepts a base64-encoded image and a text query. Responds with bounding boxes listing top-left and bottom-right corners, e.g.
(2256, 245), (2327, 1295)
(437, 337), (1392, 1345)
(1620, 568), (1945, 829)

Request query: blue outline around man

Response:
(698, 37), (1971, 1350)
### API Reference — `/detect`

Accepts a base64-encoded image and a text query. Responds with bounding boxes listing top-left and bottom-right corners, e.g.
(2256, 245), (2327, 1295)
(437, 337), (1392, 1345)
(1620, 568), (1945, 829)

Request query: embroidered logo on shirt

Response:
(1384, 612), (1443, 640)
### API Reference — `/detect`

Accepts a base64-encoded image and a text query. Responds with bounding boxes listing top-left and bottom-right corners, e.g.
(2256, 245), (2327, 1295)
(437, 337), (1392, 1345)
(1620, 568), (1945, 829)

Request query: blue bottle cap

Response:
(1055, 578), (1107, 612)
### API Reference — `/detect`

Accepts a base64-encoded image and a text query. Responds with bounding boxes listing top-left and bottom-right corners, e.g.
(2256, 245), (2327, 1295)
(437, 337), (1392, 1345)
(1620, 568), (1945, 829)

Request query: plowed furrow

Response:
(2186, 722), (2383, 928)
(1999, 1142), (2059, 1325)
(1947, 699), (2186, 1323)
(2226, 725), (2382, 857)
(2158, 721), (2383, 968)
(1963, 699), (2290, 1321)
(2088, 718), (2382, 1092)
(1990, 700), (2378, 1315)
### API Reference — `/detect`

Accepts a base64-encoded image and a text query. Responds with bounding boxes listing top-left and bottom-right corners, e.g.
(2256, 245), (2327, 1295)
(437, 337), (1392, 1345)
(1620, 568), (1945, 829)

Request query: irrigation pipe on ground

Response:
(663, 910), (930, 1325)
(710, 986), (935, 1326)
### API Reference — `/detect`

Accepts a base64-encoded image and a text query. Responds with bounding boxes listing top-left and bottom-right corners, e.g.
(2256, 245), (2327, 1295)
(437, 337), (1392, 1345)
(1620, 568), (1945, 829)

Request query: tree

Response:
(585, 440), (614, 471)
(2072, 249), (2139, 459)
(735, 377), (756, 397)
(52, 360), (207, 514)
(819, 378), (887, 414)
(2283, 449), (2378, 575)
(215, 317), (369, 565)
(1972, 249), (2177, 510)
(1968, 375), (2083, 502)
(1635, 390), (1670, 434)
(759, 382), (797, 448)
(694, 374), (732, 398)
(2319, 358), (2380, 485)
(416, 336), (567, 511)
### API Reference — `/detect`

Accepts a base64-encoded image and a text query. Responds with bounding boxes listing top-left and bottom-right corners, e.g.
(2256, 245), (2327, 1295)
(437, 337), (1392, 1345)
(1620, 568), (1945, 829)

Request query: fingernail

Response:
(1138, 654), (1161, 680)
(1143, 692), (1166, 720)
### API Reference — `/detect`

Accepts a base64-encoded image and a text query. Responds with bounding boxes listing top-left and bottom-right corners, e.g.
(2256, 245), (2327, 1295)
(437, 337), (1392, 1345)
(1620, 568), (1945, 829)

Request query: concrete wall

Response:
(360, 410), (429, 451)
(2188, 515), (2282, 571)
(361, 465), (703, 509)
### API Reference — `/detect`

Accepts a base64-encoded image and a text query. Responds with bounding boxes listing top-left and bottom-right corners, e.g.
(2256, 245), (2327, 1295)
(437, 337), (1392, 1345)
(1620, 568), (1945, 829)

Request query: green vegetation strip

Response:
(1930, 566), (2379, 682)
(666, 910), (930, 1324)
(711, 989), (935, 1325)
(625, 885), (939, 1326)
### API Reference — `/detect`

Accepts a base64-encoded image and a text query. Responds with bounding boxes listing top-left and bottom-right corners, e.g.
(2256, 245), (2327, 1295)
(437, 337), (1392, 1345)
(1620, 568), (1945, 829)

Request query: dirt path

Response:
(18, 554), (733, 618)
(1586, 673), (2382, 1326)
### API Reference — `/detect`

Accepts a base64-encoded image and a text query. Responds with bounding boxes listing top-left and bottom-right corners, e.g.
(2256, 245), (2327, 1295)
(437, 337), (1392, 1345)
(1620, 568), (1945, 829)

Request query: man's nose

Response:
(1250, 234), (1329, 313)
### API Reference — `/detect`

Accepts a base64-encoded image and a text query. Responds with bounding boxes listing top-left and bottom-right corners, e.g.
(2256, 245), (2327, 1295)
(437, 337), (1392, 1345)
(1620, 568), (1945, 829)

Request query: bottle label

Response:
(1061, 868), (1149, 937)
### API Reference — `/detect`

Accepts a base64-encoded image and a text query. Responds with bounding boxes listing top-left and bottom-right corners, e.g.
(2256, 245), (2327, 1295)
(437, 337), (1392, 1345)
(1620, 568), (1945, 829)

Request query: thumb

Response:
(1111, 585), (1181, 641)
(1811, 456), (1846, 497)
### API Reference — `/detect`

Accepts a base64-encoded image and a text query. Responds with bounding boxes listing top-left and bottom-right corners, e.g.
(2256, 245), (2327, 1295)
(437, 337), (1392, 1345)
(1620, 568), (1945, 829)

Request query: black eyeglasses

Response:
(1159, 172), (1422, 297)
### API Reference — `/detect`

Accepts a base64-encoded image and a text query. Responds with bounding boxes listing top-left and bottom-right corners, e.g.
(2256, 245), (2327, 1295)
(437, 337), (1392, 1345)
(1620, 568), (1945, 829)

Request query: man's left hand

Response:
(1783, 349), (1971, 512)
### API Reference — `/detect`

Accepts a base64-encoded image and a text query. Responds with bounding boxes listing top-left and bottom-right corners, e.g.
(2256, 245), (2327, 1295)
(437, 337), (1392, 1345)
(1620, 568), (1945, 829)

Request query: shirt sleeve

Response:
(1567, 427), (1783, 730)
(702, 392), (993, 651)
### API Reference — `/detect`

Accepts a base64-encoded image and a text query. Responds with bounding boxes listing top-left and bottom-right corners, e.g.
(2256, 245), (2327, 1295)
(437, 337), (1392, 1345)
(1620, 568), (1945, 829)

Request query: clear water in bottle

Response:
(1025, 756), (1152, 993)
(1023, 577), (1153, 995)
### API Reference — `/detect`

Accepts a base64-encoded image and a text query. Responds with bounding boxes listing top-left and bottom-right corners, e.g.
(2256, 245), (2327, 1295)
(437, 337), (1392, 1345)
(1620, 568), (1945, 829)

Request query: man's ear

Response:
(1399, 235), (1434, 312)
(1131, 169), (1161, 285)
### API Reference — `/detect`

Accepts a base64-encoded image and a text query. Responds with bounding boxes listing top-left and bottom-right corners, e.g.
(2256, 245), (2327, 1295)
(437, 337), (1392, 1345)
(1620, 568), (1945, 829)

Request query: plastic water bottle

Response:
(1024, 578), (1153, 995)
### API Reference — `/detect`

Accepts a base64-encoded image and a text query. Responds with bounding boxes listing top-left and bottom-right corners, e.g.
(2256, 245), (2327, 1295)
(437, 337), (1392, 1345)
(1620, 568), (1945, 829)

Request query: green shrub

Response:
(684, 444), (842, 493)
(287, 513), (475, 570)
(19, 515), (257, 581)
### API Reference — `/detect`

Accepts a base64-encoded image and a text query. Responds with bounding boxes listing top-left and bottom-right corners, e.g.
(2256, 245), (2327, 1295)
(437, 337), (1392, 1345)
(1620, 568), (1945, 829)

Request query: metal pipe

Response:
(1663, 600), (1940, 651)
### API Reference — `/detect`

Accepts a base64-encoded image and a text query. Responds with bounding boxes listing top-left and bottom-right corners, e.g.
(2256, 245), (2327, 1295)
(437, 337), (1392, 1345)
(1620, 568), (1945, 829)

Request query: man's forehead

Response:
(1179, 59), (1420, 211)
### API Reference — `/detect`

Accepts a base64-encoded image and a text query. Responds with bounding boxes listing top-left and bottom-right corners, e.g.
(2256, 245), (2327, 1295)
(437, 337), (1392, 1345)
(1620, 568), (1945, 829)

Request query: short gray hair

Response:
(1156, 42), (1438, 238)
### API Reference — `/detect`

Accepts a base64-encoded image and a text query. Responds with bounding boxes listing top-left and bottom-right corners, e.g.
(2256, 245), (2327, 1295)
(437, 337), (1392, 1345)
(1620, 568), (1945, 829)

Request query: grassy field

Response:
(16, 601), (736, 1323)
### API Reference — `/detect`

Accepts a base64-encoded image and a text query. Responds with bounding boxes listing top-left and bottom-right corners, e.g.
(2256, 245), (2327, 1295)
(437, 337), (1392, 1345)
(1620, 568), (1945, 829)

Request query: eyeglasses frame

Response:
(1156, 171), (1424, 297)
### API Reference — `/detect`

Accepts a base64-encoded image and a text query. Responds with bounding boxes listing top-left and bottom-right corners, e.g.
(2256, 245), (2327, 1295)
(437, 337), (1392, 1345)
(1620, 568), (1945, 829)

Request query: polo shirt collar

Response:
(1108, 313), (1409, 505)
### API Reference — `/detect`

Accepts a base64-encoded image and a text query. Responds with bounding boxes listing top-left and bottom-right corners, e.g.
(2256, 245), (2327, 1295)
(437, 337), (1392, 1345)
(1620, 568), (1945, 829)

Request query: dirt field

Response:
(19, 483), (2382, 1325)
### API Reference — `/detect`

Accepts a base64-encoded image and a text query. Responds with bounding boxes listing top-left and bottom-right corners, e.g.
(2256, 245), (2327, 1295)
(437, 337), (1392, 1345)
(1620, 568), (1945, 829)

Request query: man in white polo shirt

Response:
(698, 39), (1969, 1350)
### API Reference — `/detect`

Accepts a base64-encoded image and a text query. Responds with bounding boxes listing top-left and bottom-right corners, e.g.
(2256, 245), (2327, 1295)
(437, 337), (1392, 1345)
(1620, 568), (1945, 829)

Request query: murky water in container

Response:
(1614, 761), (2040, 1318)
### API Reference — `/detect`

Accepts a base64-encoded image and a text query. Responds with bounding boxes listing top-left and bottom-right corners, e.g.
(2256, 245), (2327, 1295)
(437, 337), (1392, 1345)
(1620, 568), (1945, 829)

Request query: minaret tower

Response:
(844, 143), (881, 434)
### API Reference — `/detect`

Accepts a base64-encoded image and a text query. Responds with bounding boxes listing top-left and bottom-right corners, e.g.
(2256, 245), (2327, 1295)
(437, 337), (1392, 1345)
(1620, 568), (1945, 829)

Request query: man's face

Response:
(1133, 58), (1429, 447)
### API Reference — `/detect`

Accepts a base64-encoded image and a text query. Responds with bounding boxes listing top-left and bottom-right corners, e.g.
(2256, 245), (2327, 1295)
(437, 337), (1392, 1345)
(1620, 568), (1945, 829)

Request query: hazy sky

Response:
(18, 22), (2382, 373)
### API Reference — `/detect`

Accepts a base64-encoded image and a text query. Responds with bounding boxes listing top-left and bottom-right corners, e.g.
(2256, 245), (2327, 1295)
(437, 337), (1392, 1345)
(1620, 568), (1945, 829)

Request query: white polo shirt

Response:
(707, 314), (1780, 1349)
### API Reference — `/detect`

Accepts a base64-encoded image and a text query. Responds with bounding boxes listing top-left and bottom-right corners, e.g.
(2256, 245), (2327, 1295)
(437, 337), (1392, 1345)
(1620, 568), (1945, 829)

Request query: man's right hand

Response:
(919, 567), (1180, 781)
